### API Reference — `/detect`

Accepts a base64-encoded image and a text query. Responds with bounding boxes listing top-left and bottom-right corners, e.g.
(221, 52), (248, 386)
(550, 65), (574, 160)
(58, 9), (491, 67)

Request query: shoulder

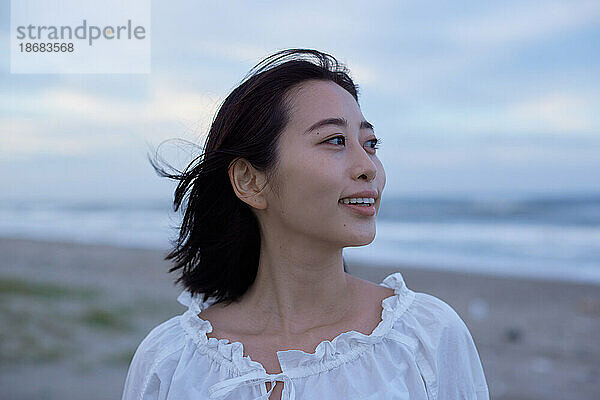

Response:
(135, 315), (187, 363)
(412, 292), (468, 332)
(393, 291), (489, 399)
(395, 290), (478, 357)
(122, 316), (188, 400)
(376, 271), (467, 339)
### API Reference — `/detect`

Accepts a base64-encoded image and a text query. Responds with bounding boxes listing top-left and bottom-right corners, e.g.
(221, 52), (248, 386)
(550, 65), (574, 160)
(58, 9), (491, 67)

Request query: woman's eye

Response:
(367, 138), (381, 150)
(324, 136), (382, 151)
(325, 136), (345, 145)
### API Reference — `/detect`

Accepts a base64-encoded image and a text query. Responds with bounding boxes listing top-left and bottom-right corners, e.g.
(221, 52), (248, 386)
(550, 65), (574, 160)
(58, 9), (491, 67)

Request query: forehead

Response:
(285, 80), (363, 128)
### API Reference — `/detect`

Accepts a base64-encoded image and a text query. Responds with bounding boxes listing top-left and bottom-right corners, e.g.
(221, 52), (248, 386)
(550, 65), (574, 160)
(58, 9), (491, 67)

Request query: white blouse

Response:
(121, 272), (489, 400)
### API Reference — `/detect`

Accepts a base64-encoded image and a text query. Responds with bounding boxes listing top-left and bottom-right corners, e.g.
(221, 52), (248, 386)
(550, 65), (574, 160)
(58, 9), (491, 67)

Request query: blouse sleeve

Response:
(407, 293), (489, 400)
(435, 301), (489, 399)
(121, 316), (184, 400)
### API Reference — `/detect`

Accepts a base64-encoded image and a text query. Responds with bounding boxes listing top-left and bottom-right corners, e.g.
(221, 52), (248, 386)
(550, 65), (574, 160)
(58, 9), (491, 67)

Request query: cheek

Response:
(376, 160), (386, 187)
(288, 152), (338, 193)
(280, 165), (340, 219)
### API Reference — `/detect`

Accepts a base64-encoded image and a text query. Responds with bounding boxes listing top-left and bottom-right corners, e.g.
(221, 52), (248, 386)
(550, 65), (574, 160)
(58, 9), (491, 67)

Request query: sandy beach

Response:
(0, 236), (598, 399)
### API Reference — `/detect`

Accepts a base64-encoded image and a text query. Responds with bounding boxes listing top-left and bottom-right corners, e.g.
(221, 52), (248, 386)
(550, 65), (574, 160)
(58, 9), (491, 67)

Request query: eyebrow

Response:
(303, 117), (375, 135)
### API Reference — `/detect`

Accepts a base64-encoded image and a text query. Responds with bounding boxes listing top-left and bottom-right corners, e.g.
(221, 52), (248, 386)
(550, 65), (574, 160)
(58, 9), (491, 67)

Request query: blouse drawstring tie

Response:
(208, 370), (296, 400)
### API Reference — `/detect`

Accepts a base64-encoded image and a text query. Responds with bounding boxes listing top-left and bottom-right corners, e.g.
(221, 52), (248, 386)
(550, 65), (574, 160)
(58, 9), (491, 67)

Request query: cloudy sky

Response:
(2, 0), (599, 202)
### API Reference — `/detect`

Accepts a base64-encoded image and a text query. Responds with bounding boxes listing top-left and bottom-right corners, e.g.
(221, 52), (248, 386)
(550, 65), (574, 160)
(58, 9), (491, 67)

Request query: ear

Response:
(228, 157), (268, 210)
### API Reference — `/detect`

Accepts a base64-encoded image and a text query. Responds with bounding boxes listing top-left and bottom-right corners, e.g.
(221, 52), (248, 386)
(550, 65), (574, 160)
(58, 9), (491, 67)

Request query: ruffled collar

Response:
(177, 272), (415, 377)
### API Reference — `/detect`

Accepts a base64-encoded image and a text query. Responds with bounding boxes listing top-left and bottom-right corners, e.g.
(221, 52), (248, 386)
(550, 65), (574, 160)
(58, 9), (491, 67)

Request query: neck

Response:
(236, 233), (356, 337)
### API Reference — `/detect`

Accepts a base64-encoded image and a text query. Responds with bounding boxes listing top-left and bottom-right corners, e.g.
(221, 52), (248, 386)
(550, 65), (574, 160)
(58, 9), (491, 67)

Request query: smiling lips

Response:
(339, 190), (378, 201)
(338, 190), (378, 217)
(338, 197), (376, 216)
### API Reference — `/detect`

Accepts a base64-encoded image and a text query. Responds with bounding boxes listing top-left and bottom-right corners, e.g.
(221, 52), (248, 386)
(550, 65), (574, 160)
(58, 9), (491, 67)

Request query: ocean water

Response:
(1, 194), (599, 284)
(345, 195), (600, 284)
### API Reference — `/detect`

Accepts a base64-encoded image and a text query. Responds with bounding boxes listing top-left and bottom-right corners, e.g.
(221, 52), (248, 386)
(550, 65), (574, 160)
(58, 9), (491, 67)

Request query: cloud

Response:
(190, 41), (273, 64)
(449, 0), (600, 47)
(39, 82), (220, 126)
(506, 93), (598, 133)
(380, 140), (600, 173)
(0, 79), (223, 158)
(0, 117), (126, 160)
(393, 91), (599, 137)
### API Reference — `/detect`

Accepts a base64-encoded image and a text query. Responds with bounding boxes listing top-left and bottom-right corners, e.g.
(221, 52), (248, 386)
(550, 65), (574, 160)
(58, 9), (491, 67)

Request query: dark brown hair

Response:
(149, 48), (360, 305)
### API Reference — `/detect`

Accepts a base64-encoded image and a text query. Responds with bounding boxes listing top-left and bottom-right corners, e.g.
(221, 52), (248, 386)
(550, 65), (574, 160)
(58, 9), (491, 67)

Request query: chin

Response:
(346, 230), (376, 246)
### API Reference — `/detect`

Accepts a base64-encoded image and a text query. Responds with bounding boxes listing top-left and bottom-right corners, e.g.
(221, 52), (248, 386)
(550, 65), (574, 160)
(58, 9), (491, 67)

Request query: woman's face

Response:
(263, 79), (386, 247)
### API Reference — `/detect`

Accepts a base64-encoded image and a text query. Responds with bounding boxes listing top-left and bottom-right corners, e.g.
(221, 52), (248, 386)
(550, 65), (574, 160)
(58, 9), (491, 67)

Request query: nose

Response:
(349, 141), (377, 182)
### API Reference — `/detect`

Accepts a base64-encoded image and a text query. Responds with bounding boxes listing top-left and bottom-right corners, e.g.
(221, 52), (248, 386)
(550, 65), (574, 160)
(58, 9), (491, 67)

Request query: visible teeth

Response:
(340, 197), (375, 204)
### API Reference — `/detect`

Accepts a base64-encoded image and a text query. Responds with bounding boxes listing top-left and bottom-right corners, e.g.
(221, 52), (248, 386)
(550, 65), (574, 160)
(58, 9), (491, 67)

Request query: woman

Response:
(122, 49), (489, 400)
